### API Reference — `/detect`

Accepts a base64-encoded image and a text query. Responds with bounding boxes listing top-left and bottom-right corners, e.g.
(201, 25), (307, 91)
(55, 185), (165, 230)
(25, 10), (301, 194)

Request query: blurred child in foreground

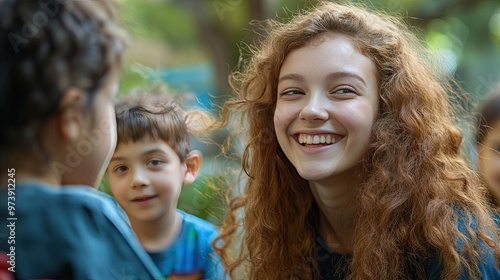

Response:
(0, 0), (162, 278)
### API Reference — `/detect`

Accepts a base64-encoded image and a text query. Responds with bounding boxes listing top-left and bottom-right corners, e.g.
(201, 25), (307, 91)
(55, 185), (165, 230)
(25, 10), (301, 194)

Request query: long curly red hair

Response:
(214, 2), (500, 279)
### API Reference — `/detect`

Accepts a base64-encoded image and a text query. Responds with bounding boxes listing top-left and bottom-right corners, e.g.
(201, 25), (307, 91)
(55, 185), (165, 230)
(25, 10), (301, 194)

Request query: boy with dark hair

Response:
(107, 91), (226, 279)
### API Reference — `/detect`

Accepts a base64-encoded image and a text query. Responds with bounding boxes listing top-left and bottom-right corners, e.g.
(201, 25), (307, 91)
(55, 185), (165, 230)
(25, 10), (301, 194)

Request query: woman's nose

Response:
(299, 93), (329, 122)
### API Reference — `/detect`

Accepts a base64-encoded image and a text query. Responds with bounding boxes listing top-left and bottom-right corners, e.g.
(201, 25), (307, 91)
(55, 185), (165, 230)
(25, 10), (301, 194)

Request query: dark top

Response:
(314, 220), (499, 280)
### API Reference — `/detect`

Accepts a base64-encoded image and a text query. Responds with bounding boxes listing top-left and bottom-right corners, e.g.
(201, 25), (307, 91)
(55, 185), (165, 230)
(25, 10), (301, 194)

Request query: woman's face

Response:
(478, 120), (500, 199)
(273, 32), (379, 184)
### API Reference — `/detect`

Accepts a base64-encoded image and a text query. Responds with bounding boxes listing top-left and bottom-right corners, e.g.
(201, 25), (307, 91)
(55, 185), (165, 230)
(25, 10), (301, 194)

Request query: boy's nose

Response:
(131, 168), (149, 189)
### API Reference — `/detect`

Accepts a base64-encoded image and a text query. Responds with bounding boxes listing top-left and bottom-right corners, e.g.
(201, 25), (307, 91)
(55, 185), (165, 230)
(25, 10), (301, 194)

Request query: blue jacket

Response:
(0, 182), (163, 279)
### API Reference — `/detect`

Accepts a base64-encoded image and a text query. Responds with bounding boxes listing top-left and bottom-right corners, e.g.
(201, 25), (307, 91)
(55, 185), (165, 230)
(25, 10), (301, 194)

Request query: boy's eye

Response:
(147, 159), (163, 167)
(113, 166), (128, 173)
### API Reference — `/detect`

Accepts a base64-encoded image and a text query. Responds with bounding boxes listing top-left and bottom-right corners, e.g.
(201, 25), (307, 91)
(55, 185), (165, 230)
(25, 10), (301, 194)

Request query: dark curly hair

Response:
(0, 0), (125, 167)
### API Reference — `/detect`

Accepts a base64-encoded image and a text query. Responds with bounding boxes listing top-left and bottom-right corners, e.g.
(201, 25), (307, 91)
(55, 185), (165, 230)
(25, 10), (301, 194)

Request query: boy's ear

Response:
(183, 150), (202, 185)
(56, 87), (86, 141)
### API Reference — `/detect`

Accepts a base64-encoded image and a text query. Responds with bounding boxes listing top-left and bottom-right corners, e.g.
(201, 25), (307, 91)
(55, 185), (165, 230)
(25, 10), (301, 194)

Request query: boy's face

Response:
(107, 137), (188, 223)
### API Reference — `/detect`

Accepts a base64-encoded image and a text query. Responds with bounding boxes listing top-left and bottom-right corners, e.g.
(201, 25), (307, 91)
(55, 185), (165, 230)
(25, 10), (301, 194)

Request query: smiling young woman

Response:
(274, 32), (379, 184)
(213, 2), (500, 280)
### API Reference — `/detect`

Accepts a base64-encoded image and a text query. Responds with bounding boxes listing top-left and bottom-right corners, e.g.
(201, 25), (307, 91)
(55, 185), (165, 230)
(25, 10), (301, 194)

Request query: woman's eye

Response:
(281, 89), (304, 96)
(333, 88), (356, 95)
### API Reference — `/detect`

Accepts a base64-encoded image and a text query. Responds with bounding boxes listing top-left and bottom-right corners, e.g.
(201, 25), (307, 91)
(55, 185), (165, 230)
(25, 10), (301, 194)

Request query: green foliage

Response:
(121, 0), (199, 49)
(119, 66), (149, 93)
(177, 175), (228, 226)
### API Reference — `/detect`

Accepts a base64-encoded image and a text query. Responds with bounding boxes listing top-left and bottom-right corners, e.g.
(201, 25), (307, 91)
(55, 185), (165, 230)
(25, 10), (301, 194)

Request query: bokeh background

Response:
(100, 0), (500, 225)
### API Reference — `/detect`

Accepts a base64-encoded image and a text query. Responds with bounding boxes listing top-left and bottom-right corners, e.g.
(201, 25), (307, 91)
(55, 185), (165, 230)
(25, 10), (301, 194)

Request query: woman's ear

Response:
(56, 87), (86, 141)
(183, 150), (203, 185)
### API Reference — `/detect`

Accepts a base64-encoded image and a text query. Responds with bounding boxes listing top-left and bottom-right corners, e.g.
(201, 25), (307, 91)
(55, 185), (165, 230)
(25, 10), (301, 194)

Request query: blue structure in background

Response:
(157, 62), (220, 155)
(158, 63), (216, 110)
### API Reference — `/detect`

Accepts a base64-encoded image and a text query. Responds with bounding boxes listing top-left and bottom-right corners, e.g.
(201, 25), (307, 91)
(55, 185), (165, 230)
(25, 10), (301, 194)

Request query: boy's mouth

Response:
(131, 194), (158, 202)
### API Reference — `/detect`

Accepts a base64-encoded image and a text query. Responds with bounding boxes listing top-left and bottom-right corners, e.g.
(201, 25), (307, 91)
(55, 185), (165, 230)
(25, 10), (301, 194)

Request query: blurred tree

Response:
(120, 0), (500, 100)
(115, 0), (500, 223)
